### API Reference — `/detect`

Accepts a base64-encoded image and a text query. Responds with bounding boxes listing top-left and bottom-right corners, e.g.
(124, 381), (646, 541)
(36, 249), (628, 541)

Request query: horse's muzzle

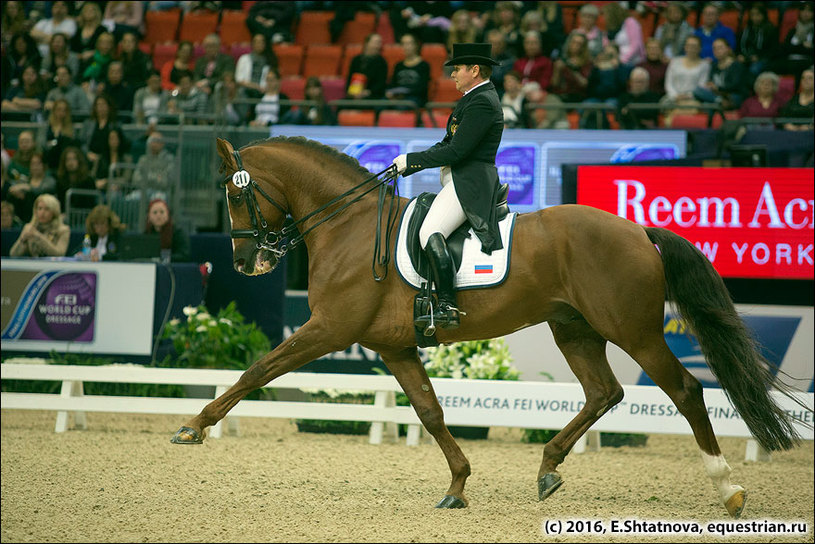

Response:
(234, 248), (278, 276)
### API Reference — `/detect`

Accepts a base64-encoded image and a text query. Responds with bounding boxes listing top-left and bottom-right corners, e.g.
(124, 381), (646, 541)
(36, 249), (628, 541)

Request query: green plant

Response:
(295, 389), (375, 435)
(423, 338), (521, 380)
(159, 302), (271, 370)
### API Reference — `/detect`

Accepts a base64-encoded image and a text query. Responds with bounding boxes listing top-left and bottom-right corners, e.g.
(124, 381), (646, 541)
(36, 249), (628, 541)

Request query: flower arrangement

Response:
(423, 338), (521, 381)
(159, 302), (271, 370)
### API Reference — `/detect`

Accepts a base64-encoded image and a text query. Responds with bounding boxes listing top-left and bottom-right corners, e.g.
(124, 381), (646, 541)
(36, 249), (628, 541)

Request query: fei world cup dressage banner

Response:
(1, 259), (155, 355)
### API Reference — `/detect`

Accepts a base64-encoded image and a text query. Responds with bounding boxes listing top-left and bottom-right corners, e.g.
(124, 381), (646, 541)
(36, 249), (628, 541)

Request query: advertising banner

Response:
(1, 260), (156, 355)
(577, 166), (814, 279)
(273, 126), (686, 213)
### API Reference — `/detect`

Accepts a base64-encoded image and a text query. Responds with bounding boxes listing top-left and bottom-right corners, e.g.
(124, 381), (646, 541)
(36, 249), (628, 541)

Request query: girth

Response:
(406, 183), (509, 274)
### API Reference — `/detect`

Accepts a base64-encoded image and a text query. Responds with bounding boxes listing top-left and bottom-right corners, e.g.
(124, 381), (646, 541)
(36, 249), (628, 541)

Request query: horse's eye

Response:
(229, 194), (242, 204)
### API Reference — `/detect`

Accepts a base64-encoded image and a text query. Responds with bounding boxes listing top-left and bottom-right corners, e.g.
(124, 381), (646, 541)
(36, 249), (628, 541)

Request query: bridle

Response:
(223, 148), (399, 279)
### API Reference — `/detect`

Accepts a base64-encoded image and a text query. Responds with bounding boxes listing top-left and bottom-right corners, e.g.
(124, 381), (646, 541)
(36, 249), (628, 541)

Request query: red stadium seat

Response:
(778, 75), (797, 104)
(669, 113), (711, 129)
(273, 44), (304, 78)
(377, 110), (417, 127)
(229, 42), (251, 63)
(375, 10), (395, 44)
(719, 10), (741, 34)
(429, 78), (459, 103)
(220, 10), (251, 45)
(138, 41), (153, 56)
(319, 77), (346, 102)
(421, 109), (449, 128)
(152, 42), (178, 71)
(179, 11), (219, 44)
(144, 9), (181, 45)
(280, 76), (306, 100)
(296, 11), (333, 46)
(338, 109), (376, 126)
(337, 12), (378, 46)
(382, 43), (405, 79)
(302, 44), (342, 78)
(421, 44), (449, 80)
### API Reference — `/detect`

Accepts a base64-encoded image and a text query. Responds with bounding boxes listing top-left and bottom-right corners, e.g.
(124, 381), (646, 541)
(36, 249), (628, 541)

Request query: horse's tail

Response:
(644, 226), (802, 452)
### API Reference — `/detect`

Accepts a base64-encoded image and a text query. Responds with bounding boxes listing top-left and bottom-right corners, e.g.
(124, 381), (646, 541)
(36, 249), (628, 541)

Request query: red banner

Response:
(577, 166), (814, 279)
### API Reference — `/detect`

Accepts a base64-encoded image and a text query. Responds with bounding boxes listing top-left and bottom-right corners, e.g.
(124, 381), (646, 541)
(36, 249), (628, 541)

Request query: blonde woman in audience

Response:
(9, 193), (70, 257)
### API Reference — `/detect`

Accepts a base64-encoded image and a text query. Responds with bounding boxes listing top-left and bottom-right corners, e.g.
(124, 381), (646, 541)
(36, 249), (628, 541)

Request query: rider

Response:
(392, 43), (504, 330)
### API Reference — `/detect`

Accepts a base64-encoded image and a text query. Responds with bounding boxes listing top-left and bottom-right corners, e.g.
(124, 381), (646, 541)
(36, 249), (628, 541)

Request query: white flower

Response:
(208, 320), (217, 327)
(169, 318), (180, 326)
(195, 325), (207, 332)
(195, 312), (211, 321)
(219, 318), (233, 326)
(182, 306), (198, 317)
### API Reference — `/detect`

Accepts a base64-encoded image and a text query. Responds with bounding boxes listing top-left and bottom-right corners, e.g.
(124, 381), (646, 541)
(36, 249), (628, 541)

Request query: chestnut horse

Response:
(171, 136), (803, 517)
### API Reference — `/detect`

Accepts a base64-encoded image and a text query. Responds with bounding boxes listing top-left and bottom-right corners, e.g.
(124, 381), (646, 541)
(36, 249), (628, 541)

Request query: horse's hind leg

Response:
(375, 345), (471, 509)
(625, 334), (746, 517)
(538, 318), (624, 500)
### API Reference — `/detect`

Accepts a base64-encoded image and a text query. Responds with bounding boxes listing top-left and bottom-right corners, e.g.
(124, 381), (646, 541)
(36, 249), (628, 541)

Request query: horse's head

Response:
(216, 138), (290, 276)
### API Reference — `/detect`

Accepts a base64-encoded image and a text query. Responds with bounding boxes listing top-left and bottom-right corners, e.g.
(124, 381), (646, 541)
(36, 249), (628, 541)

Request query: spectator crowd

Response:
(2, 1), (813, 258)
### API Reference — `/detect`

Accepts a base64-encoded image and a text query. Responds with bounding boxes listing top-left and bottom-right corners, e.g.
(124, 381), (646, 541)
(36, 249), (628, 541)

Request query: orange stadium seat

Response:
(338, 109), (376, 126)
(144, 9), (180, 45)
(341, 44), (363, 79)
(669, 113), (711, 129)
(280, 76), (306, 100)
(429, 78), (459, 103)
(138, 41), (152, 56)
(179, 11), (219, 43)
(274, 44), (304, 78)
(377, 110), (417, 127)
(421, 44), (449, 80)
(719, 10), (741, 33)
(421, 109), (449, 128)
(220, 10), (252, 44)
(375, 11), (395, 44)
(382, 43), (405, 79)
(302, 45), (342, 78)
(296, 11), (333, 46)
(337, 12), (378, 46)
(152, 42), (178, 71)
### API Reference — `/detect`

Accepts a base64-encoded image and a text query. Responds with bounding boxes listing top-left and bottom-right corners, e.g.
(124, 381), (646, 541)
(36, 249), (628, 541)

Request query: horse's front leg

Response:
(375, 346), (471, 509)
(171, 318), (345, 444)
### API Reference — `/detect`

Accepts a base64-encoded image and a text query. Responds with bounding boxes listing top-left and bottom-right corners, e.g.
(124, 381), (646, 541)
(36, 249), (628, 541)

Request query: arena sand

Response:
(1, 410), (812, 543)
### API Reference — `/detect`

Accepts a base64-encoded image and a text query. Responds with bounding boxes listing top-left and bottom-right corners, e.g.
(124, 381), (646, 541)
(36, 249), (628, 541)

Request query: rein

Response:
(224, 149), (399, 280)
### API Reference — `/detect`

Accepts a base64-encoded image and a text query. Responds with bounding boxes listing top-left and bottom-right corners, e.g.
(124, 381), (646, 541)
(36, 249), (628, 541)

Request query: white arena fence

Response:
(1, 363), (812, 462)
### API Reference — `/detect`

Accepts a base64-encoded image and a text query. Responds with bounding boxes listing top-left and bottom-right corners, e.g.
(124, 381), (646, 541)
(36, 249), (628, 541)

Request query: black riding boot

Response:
(424, 232), (460, 329)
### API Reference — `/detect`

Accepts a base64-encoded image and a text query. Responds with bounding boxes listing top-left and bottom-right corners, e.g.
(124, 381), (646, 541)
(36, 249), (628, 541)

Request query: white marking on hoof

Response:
(700, 451), (744, 505)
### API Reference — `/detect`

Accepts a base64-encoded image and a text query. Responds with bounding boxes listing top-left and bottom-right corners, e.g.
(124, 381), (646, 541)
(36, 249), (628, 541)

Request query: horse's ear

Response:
(216, 138), (236, 170)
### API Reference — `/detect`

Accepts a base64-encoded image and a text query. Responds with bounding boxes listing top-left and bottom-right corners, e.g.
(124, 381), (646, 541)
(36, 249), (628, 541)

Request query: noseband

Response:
(224, 149), (398, 278)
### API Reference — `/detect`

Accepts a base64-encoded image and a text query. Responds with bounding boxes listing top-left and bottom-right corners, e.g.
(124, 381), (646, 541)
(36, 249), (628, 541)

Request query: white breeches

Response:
(419, 179), (467, 249)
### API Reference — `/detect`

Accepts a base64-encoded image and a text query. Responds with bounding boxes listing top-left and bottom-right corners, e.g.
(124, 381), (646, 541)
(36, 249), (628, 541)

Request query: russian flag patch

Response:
(474, 264), (493, 274)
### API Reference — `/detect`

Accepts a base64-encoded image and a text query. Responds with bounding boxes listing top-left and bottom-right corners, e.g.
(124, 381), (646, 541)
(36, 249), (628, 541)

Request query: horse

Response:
(171, 135), (805, 518)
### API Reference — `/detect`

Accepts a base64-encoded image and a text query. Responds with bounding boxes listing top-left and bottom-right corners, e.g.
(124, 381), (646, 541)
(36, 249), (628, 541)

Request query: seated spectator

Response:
(161, 40), (194, 92)
(119, 31), (153, 89)
(281, 76), (337, 126)
(44, 65), (90, 116)
(91, 127), (132, 193)
(773, 2), (814, 90)
(693, 38), (748, 109)
(81, 94), (119, 164)
(103, 1), (144, 42)
(638, 38), (668, 96)
(80, 31), (116, 90)
(1, 64), (47, 118)
(71, 2), (107, 64)
(235, 33), (279, 100)
(6, 152), (57, 223)
(55, 146), (97, 212)
(30, 0), (76, 58)
(1, 3), (32, 52)
(144, 198), (190, 262)
(167, 71), (209, 123)
(7, 130), (36, 182)
(98, 61), (134, 114)
(345, 33), (388, 100)
(694, 3), (736, 61)
(40, 32), (80, 83)
(250, 69), (289, 126)
(739, 71), (785, 119)
(3, 33), (43, 90)
(486, 29), (517, 96)
(448, 10), (481, 54)
(569, 4), (607, 59)
(72, 204), (125, 261)
(581, 43), (630, 128)
(549, 32), (592, 103)
(41, 98), (81, 171)
(134, 132), (176, 202)
(618, 67), (662, 129)
(737, 3), (778, 80)
(1, 200), (24, 230)
(134, 71), (169, 127)
(603, 2), (645, 66)
(500, 70), (531, 129)
(483, 2), (523, 59)
(780, 67), (814, 131)
(654, 2), (693, 60)
(211, 71), (250, 126)
(246, 0), (296, 45)
(9, 193), (70, 257)
(386, 32), (431, 108)
(193, 34), (236, 96)
(663, 35), (710, 104)
(513, 31), (553, 97)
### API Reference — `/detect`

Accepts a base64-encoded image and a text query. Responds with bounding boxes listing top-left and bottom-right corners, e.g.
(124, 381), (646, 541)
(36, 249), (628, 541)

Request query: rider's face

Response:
(451, 64), (479, 94)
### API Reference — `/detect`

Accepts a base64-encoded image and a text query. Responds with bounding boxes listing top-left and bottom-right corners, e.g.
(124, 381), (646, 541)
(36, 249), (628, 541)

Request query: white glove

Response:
(392, 154), (407, 174)
(439, 165), (452, 187)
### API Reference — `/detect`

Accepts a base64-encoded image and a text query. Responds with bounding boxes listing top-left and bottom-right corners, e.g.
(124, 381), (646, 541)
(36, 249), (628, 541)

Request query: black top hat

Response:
(444, 43), (500, 66)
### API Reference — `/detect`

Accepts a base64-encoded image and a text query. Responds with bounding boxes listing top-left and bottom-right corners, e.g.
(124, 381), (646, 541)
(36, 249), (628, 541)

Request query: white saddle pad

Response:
(395, 198), (517, 291)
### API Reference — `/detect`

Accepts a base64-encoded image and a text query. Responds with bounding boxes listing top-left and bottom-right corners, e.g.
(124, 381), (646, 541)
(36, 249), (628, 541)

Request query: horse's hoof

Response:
(725, 489), (747, 518)
(170, 426), (204, 445)
(538, 472), (563, 501)
(435, 495), (467, 509)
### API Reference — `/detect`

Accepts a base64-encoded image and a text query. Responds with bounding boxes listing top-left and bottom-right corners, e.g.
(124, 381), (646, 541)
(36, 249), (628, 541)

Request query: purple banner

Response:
(20, 272), (97, 342)
(496, 144), (537, 205)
